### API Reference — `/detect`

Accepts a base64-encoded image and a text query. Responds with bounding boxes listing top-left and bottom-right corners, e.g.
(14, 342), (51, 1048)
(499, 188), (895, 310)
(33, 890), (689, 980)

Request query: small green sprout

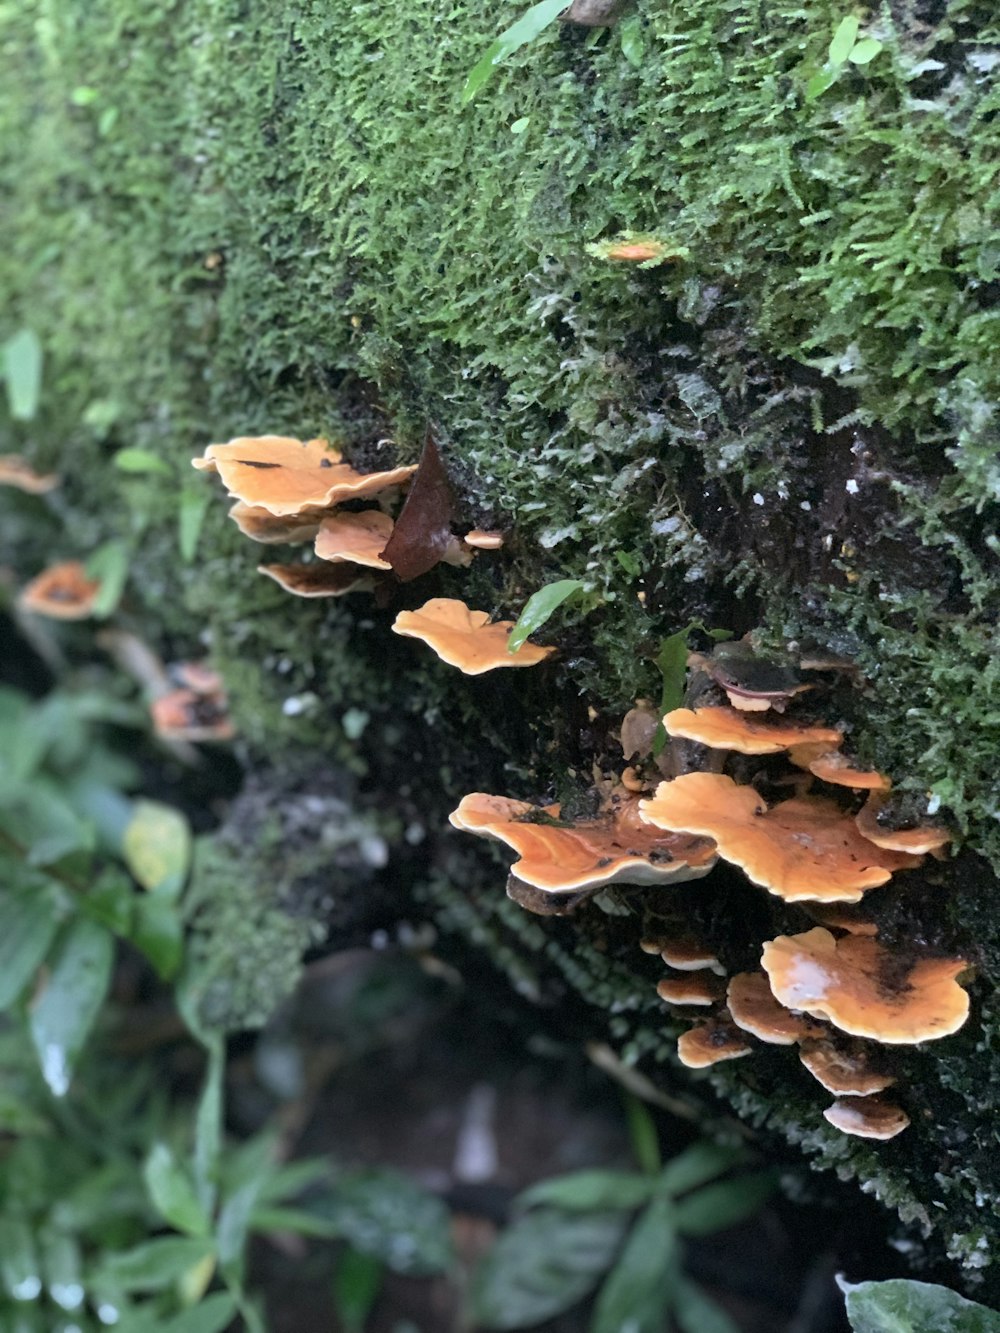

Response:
(805, 14), (883, 101)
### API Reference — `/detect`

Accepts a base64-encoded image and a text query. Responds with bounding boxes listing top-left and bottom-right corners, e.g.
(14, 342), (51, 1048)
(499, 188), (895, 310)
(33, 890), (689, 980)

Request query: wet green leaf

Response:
(178, 485), (211, 562)
(520, 1169), (656, 1212)
(334, 1248), (383, 1333)
(463, 0), (569, 102)
(0, 882), (60, 1009)
(842, 1278), (1000, 1332)
(96, 1236), (215, 1291)
(657, 1142), (747, 1198)
(160, 1292), (238, 1333)
(308, 1168), (452, 1276)
(132, 888), (184, 979)
(619, 14), (646, 68)
(86, 539), (131, 618)
(805, 64), (840, 100)
(829, 15), (860, 65)
(144, 1143), (212, 1237)
(113, 447), (171, 475)
(674, 1170), (776, 1236)
(508, 579), (586, 652)
(29, 917), (113, 1096)
(591, 1194), (679, 1333)
(472, 1207), (628, 1328)
(848, 36), (883, 64)
(0, 1217), (42, 1301)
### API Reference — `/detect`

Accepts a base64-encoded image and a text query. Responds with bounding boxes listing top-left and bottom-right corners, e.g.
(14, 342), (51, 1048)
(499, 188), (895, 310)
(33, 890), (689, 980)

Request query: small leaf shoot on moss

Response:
(805, 13), (883, 100)
(2, 328), (42, 421)
(462, 0), (568, 104)
(508, 578), (586, 652)
(652, 622), (732, 755)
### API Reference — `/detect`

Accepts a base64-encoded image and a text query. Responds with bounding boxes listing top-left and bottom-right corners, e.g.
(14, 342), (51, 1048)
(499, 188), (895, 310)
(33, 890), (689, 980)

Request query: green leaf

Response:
(83, 869), (134, 936)
(805, 64), (840, 100)
(828, 14), (860, 65)
(0, 883), (60, 1009)
(307, 1169), (453, 1276)
(159, 1291), (238, 1333)
(619, 14), (646, 68)
(657, 1142), (747, 1199)
(510, 116), (531, 133)
(29, 916), (113, 1096)
(841, 1278), (1000, 1332)
(674, 1277), (741, 1333)
(508, 578), (586, 652)
(179, 486), (211, 563)
(334, 1248), (383, 1333)
(131, 888), (184, 979)
(122, 800), (192, 897)
(96, 1236), (215, 1292)
(3, 329), (43, 421)
(520, 1170), (656, 1212)
(472, 1207), (629, 1329)
(848, 36), (883, 64)
(591, 1194), (680, 1333)
(194, 1040), (225, 1215)
(86, 539), (130, 618)
(144, 1143), (212, 1237)
(40, 1228), (84, 1311)
(247, 1205), (344, 1239)
(462, 0), (569, 103)
(673, 1170), (776, 1236)
(113, 447), (171, 476)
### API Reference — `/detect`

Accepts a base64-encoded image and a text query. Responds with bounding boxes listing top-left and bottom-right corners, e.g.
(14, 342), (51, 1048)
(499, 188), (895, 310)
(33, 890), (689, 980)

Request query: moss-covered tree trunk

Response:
(3, 0), (998, 1295)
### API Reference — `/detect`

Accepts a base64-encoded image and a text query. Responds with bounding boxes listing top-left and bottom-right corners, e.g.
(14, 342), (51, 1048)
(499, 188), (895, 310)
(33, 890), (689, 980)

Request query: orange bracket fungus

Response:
(656, 974), (723, 1006)
(0, 454), (60, 493)
(150, 664), (235, 744)
(193, 435), (417, 516)
(653, 937), (725, 976)
(18, 561), (101, 620)
(463, 529), (505, 550)
(449, 791), (716, 897)
(726, 972), (826, 1045)
(688, 641), (814, 713)
(314, 509), (395, 570)
(663, 707), (844, 755)
(639, 772), (921, 903)
(392, 598), (557, 674)
(677, 1020), (753, 1069)
(257, 563), (377, 598)
(228, 501), (322, 545)
(791, 748), (891, 791)
(823, 1096), (910, 1141)
(761, 927), (970, 1044)
(855, 792), (951, 856)
(798, 1039), (896, 1097)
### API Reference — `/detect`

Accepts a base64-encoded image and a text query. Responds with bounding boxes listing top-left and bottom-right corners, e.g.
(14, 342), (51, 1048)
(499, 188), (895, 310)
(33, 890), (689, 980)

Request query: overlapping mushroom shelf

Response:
(448, 641), (967, 1143)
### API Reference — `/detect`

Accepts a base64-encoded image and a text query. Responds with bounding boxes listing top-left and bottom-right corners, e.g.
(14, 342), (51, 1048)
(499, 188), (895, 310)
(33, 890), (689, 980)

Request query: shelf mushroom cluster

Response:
(449, 640), (969, 1143)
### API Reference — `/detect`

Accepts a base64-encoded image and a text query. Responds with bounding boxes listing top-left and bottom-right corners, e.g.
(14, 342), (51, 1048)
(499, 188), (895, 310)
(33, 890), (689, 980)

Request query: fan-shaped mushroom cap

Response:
(823, 1096), (910, 1140)
(656, 974), (723, 1006)
(802, 903), (879, 937)
(656, 938), (725, 975)
(639, 773), (921, 903)
(855, 793), (951, 855)
(151, 689), (235, 743)
(799, 1039), (896, 1096)
(18, 561), (101, 620)
(761, 927), (970, 1044)
(393, 598), (557, 674)
(791, 748), (891, 791)
(257, 563), (376, 597)
(463, 529), (505, 550)
(314, 509), (394, 569)
(663, 707), (843, 755)
(449, 792), (716, 895)
(677, 1020), (753, 1068)
(0, 454), (59, 493)
(726, 972), (826, 1044)
(194, 436), (417, 516)
(228, 501), (322, 545)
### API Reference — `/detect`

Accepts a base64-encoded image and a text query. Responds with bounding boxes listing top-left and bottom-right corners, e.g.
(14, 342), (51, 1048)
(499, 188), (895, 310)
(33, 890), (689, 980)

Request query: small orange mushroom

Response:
(228, 501), (322, 545)
(823, 1096), (910, 1141)
(726, 972), (826, 1045)
(314, 509), (394, 569)
(761, 927), (970, 1044)
(677, 1020), (753, 1068)
(150, 689), (235, 744)
(0, 454), (59, 493)
(257, 563), (376, 597)
(392, 598), (557, 674)
(193, 436), (417, 516)
(790, 748), (891, 791)
(663, 707), (843, 755)
(18, 561), (101, 620)
(855, 793), (951, 855)
(799, 1039), (896, 1097)
(639, 773), (921, 903)
(656, 974), (723, 1006)
(449, 791), (716, 896)
(463, 529), (505, 550)
(658, 938), (725, 976)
